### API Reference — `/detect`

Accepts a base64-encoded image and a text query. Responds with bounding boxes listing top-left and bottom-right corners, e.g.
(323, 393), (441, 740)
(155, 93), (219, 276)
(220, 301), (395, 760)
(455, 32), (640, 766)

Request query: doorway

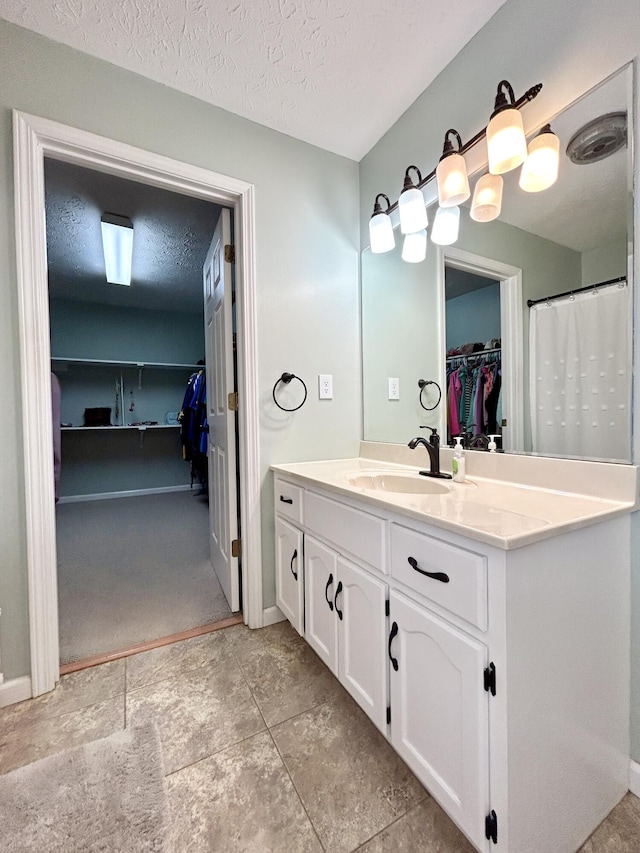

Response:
(14, 111), (262, 697)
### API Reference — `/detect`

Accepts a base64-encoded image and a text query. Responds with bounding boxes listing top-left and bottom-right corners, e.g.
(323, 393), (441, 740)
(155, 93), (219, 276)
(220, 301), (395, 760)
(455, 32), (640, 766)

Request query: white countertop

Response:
(271, 456), (636, 550)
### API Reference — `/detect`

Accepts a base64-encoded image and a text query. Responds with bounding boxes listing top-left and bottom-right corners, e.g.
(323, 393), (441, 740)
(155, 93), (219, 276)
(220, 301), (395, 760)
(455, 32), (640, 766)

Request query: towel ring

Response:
(418, 379), (442, 411)
(272, 372), (308, 412)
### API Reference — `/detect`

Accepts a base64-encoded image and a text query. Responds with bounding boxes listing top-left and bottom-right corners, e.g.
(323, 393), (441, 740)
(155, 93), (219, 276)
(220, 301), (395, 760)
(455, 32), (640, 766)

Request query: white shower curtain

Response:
(529, 283), (631, 461)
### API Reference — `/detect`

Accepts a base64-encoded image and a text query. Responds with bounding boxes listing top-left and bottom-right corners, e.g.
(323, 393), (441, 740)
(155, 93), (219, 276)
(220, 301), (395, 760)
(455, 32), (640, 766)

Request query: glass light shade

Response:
(436, 153), (470, 207)
(401, 229), (427, 263)
(369, 211), (395, 254)
(431, 206), (460, 246)
(519, 129), (560, 192)
(487, 108), (528, 175)
(101, 217), (133, 286)
(470, 174), (503, 222)
(398, 187), (428, 234)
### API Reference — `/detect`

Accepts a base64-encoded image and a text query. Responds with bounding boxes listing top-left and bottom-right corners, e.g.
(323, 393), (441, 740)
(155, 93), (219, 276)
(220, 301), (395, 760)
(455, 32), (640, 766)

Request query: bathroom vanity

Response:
(272, 447), (636, 852)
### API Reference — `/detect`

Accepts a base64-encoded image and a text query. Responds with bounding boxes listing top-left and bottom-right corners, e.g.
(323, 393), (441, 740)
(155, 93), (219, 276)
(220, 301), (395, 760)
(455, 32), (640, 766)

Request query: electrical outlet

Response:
(318, 374), (333, 399)
(388, 378), (400, 400)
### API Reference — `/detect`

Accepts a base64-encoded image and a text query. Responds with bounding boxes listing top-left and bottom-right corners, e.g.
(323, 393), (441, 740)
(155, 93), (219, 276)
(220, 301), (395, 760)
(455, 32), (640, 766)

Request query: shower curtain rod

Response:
(527, 275), (627, 308)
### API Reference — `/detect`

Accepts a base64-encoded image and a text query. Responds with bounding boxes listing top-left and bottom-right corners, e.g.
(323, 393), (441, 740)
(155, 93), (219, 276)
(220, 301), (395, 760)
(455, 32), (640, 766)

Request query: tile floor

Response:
(1, 620), (639, 851)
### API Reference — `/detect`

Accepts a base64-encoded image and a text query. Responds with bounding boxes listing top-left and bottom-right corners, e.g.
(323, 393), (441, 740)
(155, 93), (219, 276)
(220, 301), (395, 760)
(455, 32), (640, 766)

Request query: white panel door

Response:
(389, 590), (489, 851)
(304, 535), (339, 673)
(337, 556), (388, 733)
(203, 209), (239, 611)
(275, 518), (304, 635)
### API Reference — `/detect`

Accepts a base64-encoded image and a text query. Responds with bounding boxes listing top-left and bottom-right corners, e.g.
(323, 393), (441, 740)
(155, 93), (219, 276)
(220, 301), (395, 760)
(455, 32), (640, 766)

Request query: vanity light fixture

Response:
(436, 130), (470, 207)
(486, 80), (529, 175)
(101, 213), (134, 286)
(401, 229), (427, 263)
(519, 124), (560, 192)
(368, 193), (395, 254)
(470, 173), (503, 222)
(430, 205), (461, 245)
(398, 166), (428, 234)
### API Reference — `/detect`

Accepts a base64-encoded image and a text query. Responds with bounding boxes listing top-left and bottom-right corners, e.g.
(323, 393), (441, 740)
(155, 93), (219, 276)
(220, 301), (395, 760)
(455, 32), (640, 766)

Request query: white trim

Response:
(262, 605), (286, 627)
(58, 485), (193, 504)
(440, 247), (524, 452)
(0, 676), (33, 708)
(630, 759), (640, 798)
(13, 110), (263, 695)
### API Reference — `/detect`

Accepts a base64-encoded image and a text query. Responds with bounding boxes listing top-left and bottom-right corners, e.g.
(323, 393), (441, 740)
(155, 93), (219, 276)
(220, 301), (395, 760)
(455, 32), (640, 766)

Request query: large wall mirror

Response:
(362, 63), (633, 463)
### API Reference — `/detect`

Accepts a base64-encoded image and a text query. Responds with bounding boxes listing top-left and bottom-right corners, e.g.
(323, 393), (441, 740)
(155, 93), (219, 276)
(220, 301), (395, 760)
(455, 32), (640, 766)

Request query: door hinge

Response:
(484, 662), (496, 696)
(228, 392), (238, 411)
(386, 705), (391, 726)
(501, 418), (507, 427)
(231, 539), (242, 558)
(224, 244), (235, 264)
(385, 599), (390, 617)
(485, 810), (498, 844)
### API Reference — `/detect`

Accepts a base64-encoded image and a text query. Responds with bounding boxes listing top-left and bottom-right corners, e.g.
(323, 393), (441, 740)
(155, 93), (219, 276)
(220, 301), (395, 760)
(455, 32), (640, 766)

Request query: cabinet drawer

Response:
(274, 477), (304, 524)
(390, 524), (487, 630)
(305, 491), (385, 572)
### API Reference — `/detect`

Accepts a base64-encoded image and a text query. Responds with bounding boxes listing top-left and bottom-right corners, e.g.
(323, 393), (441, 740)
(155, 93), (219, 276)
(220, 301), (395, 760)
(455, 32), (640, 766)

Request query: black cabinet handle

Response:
(325, 573), (334, 611)
(290, 548), (298, 580)
(408, 556), (449, 584)
(388, 621), (399, 671)
(280, 495), (293, 504)
(334, 580), (343, 620)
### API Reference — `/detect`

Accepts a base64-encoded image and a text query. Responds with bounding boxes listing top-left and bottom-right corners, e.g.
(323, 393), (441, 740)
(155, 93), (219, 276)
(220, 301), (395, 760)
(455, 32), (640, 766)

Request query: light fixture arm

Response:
(440, 129), (463, 159)
(375, 82), (543, 217)
(402, 165), (423, 191)
(371, 192), (391, 217)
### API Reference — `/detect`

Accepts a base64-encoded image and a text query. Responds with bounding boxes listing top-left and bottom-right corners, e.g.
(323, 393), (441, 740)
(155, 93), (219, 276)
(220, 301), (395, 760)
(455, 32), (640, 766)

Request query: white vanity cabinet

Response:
(272, 469), (630, 853)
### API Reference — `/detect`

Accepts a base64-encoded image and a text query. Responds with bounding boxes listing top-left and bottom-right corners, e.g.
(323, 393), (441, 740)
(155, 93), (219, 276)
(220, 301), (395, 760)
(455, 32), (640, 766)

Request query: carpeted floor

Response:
(56, 491), (233, 664)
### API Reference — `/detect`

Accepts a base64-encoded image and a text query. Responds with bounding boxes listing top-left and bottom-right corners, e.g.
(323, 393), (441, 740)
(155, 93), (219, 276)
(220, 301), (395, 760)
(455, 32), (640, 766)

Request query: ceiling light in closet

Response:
(101, 213), (134, 286)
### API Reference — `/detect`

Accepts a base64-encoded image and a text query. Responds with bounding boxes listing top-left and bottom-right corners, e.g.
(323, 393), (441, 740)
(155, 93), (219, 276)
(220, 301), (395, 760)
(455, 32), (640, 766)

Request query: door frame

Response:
(438, 246), (524, 451)
(13, 110), (263, 696)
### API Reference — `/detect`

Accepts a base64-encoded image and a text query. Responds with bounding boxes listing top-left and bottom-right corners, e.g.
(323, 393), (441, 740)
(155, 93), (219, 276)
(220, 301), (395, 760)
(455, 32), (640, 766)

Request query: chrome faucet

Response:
(408, 427), (452, 479)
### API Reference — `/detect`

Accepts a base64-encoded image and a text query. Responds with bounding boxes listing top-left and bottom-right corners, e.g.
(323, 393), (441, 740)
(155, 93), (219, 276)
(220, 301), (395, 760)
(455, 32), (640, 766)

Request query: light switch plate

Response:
(319, 374), (333, 399)
(388, 378), (400, 400)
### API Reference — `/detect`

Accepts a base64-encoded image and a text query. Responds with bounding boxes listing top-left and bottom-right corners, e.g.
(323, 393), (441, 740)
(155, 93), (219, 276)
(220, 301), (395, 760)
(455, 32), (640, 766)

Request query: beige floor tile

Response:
(224, 620), (304, 658)
(126, 658), (265, 774)
(0, 694), (124, 774)
(238, 638), (344, 727)
(357, 798), (475, 852)
(167, 730), (322, 853)
(126, 628), (234, 690)
(579, 793), (640, 852)
(272, 691), (426, 853)
(0, 659), (125, 728)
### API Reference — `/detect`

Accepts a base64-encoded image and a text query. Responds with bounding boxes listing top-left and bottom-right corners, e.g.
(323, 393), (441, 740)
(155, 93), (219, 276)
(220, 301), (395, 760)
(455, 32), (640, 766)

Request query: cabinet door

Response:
(304, 535), (339, 673)
(275, 518), (304, 635)
(389, 590), (489, 851)
(337, 556), (388, 733)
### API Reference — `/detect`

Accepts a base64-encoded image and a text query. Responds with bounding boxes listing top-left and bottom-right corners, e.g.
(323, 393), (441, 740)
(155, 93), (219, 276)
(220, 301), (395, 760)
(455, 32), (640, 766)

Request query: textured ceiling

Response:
(45, 159), (221, 313)
(0, 0), (507, 159)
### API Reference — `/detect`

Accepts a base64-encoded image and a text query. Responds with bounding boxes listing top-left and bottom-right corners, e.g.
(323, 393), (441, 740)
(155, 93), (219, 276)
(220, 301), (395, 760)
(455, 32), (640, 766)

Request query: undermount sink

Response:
(346, 472), (451, 495)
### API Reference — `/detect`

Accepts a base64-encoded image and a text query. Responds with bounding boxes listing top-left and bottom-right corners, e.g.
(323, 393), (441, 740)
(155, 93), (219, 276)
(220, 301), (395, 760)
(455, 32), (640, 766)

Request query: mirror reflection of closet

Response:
(444, 267), (502, 449)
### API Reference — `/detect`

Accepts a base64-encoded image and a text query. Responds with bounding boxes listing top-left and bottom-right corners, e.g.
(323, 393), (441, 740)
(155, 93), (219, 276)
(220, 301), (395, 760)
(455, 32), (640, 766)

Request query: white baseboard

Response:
(0, 675), (32, 707)
(630, 759), (640, 798)
(262, 605), (286, 627)
(58, 484), (194, 504)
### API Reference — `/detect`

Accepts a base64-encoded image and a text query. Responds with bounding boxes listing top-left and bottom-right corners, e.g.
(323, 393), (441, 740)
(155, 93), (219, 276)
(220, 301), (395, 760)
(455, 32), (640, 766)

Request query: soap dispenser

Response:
(452, 436), (466, 483)
(488, 434), (500, 453)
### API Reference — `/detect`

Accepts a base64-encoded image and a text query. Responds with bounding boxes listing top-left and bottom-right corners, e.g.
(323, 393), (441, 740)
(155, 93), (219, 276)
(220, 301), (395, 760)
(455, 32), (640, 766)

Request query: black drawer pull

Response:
(388, 621), (399, 671)
(280, 495), (293, 504)
(290, 548), (298, 580)
(325, 573), (334, 611)
(408, 556), (449, 583)
(334, 580), (343, 620)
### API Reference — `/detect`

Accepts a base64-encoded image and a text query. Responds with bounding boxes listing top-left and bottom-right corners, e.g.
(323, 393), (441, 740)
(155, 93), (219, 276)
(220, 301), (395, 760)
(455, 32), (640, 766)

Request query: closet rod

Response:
(527, 276), (627, 308)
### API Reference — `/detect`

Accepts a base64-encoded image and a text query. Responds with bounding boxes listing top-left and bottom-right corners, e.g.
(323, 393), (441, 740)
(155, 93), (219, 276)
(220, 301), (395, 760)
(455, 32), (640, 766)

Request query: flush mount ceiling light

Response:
(101, 213), (133, 286)
(369, 193), (395, 254)
(368, 80), (544, 263)
(436, 130), (470, 208)
(398, 166), (428, 235)
(519, 124), (560, 192)
(487, 80), (529, 175)
(566, 111), (627, 164)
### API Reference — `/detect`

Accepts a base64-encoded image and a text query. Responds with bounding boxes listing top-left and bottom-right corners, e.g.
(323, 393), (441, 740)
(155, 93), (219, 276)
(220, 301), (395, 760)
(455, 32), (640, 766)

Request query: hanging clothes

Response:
(178, 368), (208, 487)
(446, 348), (502, 442)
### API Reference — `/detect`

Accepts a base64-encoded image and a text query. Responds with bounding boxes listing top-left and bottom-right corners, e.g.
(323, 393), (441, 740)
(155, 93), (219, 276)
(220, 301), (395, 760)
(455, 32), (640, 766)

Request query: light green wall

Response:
(359, 0), (640, 759)
(581, 237), (628, 285)
(0, 19), (360, 680)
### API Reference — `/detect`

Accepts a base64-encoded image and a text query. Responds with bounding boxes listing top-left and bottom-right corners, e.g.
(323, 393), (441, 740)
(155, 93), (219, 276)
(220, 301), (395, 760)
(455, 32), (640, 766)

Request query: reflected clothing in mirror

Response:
(446, 350), (501, 444)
